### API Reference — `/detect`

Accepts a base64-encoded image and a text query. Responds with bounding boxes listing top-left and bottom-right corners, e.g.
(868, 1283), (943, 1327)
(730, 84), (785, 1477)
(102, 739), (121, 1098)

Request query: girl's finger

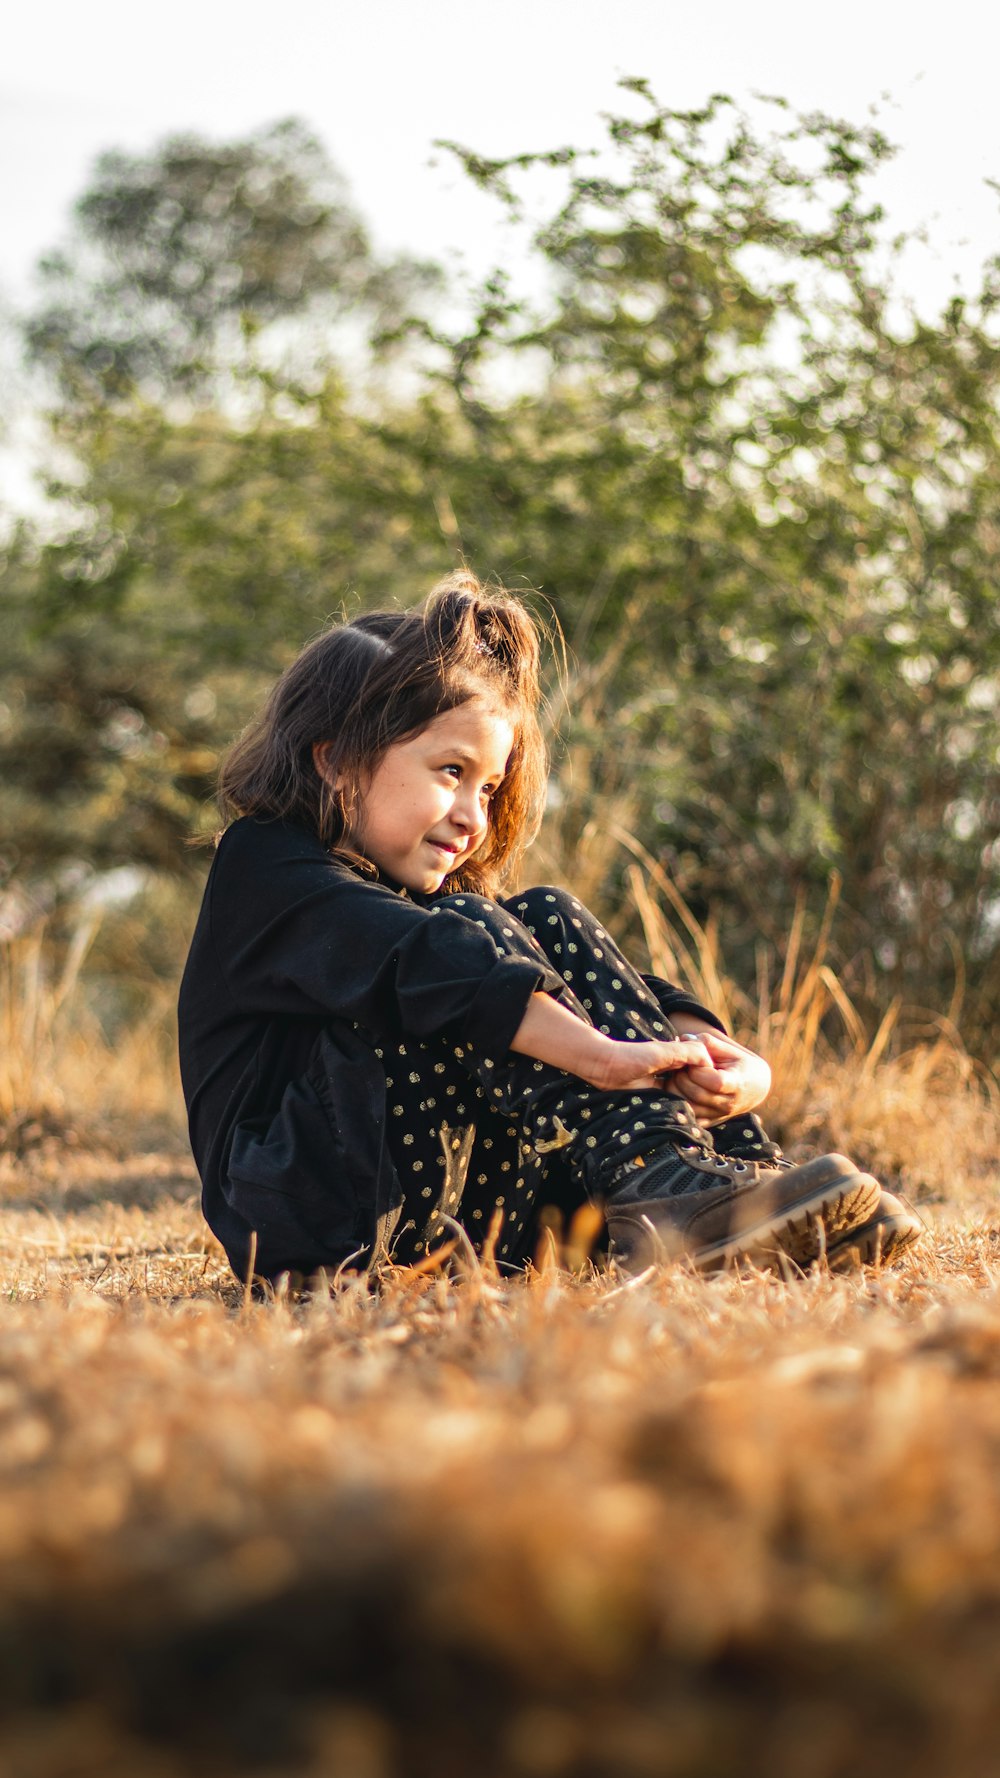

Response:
(652, 1040), (712, 1074)
(681, 1063), (729, 1093)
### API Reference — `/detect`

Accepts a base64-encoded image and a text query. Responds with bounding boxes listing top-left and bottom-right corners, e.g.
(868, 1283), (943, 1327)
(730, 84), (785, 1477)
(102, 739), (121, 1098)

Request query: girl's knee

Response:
(437, 889), (551, 959)
(436, 891), (500, 919)
(505, 885), (591, 925)
(435, 891), (516, 941)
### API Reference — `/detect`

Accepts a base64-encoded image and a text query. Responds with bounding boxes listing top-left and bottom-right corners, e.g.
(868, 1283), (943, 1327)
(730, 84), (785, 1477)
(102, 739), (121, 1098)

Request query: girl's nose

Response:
(453, 789), (487, 838)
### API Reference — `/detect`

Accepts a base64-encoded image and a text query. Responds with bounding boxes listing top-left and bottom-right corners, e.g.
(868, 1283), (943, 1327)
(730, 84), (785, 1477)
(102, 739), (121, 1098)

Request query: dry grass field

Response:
(1, 909), (999, 1778)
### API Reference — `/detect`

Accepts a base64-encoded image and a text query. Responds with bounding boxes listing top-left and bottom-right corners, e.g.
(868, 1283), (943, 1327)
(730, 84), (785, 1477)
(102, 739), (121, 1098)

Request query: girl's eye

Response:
(440, 764), (498, 800)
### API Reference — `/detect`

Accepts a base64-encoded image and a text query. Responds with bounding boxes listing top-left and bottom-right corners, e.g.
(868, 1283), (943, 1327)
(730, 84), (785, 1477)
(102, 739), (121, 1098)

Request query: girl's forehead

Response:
(417, 700), (515, 759)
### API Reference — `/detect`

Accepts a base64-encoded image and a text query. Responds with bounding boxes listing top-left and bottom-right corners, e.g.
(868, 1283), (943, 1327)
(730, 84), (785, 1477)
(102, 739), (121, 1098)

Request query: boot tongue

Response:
(614, 1097), (717, 1175)
(608, 1095), (715, 1194)
(712, 1112), (785, 1165)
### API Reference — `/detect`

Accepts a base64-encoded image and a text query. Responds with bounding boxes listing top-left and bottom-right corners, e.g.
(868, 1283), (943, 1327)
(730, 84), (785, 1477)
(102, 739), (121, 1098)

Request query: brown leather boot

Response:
(604, 1110), (880, 1273)
(710, 1113), (923, 1271)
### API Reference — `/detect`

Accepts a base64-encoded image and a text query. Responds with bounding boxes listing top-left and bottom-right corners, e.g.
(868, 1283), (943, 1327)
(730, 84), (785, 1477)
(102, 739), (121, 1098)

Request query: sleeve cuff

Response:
(641, 976), (728, 1035)
(461, 957), (563, 1057)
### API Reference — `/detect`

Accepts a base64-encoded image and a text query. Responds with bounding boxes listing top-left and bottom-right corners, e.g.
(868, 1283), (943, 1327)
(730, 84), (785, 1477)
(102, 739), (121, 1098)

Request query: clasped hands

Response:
(601, 1027), (772, 1124)
(512, 993), (771, 1125)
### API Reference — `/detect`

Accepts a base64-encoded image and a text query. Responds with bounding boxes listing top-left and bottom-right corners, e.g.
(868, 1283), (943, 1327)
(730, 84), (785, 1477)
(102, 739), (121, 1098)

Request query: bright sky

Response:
(2, 0), (999, 514)
(4, 0), (1000, 305)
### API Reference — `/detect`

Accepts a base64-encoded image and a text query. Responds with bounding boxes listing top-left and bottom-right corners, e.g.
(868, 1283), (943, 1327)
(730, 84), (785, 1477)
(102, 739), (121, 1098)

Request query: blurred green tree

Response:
(4, 86), (999, 1038)
(2, 121), (442, 891)
(25, 118), (433, 403)
(397, 87), (1000, 1027)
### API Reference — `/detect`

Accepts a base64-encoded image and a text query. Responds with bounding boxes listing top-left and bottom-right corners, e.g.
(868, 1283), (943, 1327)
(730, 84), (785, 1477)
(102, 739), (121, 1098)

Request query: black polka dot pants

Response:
(383, 885), (699, 1268)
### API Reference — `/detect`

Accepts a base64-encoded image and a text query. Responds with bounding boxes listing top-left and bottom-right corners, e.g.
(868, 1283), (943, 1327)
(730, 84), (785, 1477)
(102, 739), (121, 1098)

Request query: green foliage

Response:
(4, 85), (1000, 1039)
(419, 90), (1000, 1023)
(25, 118), (436, 403)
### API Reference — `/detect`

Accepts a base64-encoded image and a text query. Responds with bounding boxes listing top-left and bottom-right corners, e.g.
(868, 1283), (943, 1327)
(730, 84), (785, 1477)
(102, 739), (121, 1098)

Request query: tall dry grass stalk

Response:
(615, 827), (998, 1200)
(529, 595), (651, 912)
(0, 925), (181, 1158)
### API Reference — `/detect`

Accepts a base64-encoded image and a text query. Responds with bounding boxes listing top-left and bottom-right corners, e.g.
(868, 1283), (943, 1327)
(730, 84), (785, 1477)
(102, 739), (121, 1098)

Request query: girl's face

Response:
(335, 699), (515, 893)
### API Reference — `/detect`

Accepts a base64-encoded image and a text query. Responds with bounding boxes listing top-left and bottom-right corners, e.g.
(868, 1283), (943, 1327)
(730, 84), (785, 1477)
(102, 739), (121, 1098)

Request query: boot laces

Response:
(626, 1142), (759, 1199)
(670, 1144), (758, 1194)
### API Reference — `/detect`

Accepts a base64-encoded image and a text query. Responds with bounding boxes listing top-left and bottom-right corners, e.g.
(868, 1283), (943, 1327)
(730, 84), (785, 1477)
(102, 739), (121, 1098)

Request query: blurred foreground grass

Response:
(1, 897), (999, 1776)
(0, 1082), (998, 1777)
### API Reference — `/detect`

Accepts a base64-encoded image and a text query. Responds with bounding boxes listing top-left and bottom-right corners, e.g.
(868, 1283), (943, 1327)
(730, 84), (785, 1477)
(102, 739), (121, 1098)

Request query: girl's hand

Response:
(666, 1031), (771, 1123)
(589, 1035), (714, 1093)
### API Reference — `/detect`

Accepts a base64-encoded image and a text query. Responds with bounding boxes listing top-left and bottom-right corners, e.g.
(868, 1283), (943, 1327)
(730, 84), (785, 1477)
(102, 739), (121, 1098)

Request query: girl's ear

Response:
(312, 742), (341, 788)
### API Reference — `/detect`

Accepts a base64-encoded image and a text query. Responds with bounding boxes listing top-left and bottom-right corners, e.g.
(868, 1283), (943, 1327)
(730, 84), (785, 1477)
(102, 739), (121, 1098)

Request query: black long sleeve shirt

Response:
(178, 816), (721, 1277)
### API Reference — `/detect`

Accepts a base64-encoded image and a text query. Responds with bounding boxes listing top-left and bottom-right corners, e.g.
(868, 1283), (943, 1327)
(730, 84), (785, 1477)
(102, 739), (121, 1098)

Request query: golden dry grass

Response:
(0, 1175), (999, 1777)
(1, 908), (1000, 1776)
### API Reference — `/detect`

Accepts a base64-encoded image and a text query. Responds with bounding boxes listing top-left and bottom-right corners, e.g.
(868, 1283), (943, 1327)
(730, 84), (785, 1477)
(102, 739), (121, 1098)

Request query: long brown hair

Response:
(218, 571), (548, 893)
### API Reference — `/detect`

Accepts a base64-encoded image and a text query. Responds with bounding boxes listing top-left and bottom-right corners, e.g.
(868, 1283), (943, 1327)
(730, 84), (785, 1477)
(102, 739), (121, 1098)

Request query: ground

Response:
(0, 1095), (998, 1778)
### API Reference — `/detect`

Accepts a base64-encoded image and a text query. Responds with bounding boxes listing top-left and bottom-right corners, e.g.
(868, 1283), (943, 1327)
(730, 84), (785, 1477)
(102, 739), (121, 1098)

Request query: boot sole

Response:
(825, 1207), (924, 1272)
(692, 1167), (882, 1273)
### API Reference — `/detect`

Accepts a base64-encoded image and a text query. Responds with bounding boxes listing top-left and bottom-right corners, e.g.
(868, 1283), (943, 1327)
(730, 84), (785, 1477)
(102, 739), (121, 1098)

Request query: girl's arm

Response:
(508, 996), (770, 1112)
(509, 993), (712, 1092)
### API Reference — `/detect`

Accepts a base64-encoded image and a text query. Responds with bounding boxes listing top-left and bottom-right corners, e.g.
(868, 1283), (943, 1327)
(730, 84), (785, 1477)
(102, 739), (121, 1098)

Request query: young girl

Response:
(178, 573), (921, 1284)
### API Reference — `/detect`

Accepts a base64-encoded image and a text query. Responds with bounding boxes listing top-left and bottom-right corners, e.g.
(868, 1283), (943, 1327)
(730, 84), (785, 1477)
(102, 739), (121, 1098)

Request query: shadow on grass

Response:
(0, 1117), (199, 1217)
